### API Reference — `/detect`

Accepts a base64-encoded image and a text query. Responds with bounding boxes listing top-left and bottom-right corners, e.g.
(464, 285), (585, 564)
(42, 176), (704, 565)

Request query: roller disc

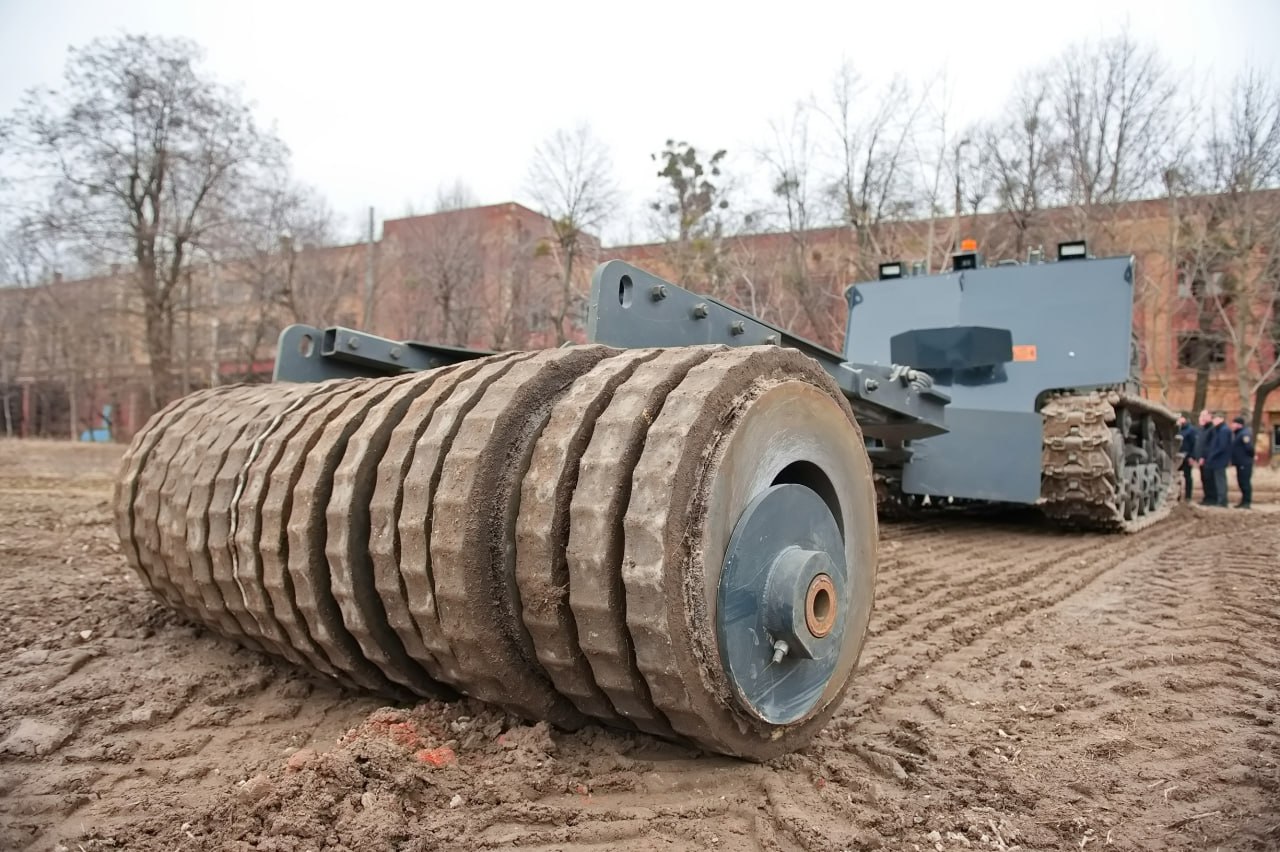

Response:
(240, 379), (371, 686)
(326, 370), (456, 697)
(366, 357), (514, 681)
(115, 391), (212, 605)
(515, 348), (661, 726)
(397, 353), (539, 686)
(430, 345), (612, 729)
(135, 387), (244, 623)
(208, 380), (346, 669)
(286, 377), (417, 698)
(622, 347), (877, 759)
(565, 347), (720, 738)
(176, 385), (300, 650)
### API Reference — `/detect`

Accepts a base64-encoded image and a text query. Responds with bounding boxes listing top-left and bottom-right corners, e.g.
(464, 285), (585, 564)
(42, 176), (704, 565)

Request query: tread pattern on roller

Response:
(115, 392), (213, 604)
(430, 346), (613, 729)
(117, 344), (876, 759)
(180, 386), (286, 648)
(136, 387), (243, 624)
(209, 381), (345, 668)
(398, 352), (538, 687)
(286, 377), (412, 698)
(622, 347), (860, 758)
(327, 370), (455, 697)
(239, 379), (367, 686)
(566, 346), (721, 739)
(366, 360), (498, 682)
(515, 348), (662, 725)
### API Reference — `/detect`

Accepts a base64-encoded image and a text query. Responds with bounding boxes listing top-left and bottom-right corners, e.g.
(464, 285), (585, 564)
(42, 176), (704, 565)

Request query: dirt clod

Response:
(286, 748), (316, 771)
(0, 719), (76, 756)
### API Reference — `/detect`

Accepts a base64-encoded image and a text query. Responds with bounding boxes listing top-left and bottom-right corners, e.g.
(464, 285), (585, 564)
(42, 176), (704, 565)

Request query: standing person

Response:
(1176, 413), (1198, 501)
(1230, 415), (1255, 509)
(1193, 409), (1215, 504)
(1204, 411), (1232, 508)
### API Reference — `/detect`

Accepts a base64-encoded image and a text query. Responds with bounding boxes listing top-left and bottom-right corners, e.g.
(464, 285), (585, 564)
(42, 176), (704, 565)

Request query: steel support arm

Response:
(273, 324), (489, 383)
(586, 261), (948, 440)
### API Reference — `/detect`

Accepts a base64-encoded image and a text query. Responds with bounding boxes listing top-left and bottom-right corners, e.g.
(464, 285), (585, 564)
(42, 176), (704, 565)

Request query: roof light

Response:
(1057, 239), (1087, 260)
(879, 261), (904, 280)
(960, 238), (978, 252)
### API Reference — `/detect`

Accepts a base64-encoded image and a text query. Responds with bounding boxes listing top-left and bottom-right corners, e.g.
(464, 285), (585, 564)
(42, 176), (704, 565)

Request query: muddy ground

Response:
(1, 440), (1277, 852)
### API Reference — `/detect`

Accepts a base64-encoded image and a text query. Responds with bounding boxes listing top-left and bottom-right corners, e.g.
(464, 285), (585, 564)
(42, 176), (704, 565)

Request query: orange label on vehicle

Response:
(1012, 344), (1038, 362)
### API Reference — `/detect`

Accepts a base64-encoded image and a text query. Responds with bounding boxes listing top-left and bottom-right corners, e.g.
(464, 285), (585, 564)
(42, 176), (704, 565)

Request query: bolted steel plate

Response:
(717, 483), (848, 725)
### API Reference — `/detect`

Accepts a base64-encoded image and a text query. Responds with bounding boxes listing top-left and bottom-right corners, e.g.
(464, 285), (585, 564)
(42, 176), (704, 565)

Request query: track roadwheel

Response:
(622, 347), (877, 759)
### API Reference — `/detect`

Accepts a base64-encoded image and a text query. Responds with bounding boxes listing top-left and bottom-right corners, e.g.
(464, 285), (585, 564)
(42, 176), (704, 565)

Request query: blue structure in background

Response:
(79, 403), (113, 442)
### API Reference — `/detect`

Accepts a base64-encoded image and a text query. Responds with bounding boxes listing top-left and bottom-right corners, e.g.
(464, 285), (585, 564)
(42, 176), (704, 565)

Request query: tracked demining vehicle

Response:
(851, 240), (1179, 531)
(113, 238), (1177, 758)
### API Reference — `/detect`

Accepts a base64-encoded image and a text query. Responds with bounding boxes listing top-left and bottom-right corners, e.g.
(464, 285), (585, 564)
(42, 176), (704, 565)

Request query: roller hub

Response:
(718, 483), (850, 724)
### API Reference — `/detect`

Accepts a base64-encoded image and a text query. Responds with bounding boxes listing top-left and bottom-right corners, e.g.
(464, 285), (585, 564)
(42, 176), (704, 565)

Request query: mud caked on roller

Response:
(113, 344), (878, 759)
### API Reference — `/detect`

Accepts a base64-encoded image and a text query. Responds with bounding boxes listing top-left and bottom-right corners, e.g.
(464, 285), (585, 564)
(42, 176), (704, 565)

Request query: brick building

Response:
(2, 194), (1277, 458)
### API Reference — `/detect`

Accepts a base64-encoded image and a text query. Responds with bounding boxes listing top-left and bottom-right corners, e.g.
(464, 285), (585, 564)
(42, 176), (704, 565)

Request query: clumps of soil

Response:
(160, 701), (582, 851)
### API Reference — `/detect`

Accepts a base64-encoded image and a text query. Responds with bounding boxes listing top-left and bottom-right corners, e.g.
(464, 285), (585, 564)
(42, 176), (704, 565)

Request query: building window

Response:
(1176, 332), (1226, 369)
(1177, 268), (1224, 299)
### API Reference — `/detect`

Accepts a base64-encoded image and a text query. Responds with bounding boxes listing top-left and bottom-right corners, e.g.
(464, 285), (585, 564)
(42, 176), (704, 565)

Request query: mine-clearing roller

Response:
(114, 242), (1177, 759)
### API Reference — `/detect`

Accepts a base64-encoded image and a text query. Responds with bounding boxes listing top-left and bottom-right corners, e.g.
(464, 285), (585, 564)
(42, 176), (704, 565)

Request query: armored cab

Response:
(845, 241), (1179, 530)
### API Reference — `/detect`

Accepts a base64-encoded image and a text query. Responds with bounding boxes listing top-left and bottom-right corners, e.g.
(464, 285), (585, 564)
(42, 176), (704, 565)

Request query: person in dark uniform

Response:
(1230, 415), (1255, 509)
(1203, 411), (1232, 507)
(1176, 413), (1198, 500)
(1193, 409), (1215, 504)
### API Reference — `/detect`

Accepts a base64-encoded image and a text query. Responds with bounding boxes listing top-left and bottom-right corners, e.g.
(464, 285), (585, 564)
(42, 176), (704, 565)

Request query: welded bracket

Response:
(274, 324), (489, 383)
(587, 261), (949, 441)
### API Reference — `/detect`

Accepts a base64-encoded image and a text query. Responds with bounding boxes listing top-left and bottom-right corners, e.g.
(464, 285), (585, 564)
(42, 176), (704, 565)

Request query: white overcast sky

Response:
(2, 0), (1277, 244)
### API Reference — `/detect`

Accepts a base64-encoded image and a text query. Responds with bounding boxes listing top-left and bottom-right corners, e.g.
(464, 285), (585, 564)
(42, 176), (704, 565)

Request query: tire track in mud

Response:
(869, 534), (1095, 632)
(852, 522), (1140, 707)
(792, 508), (1280, 852)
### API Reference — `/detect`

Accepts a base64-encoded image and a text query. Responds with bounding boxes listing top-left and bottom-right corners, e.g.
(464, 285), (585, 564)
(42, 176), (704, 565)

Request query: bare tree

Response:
(906, 73), (965, 271)
(980, 70), (1062, 255)
(0, 223), (45, 436)
(386, 183), (485, 347)
(756, 105), (837, 340)
(0, 285), (28, 436)
(434, 180), (480, 213)
(525, 124), (617, 343)
(1187, 70), (1280, 433)
(1052, 30), (1182, 211)
(648, 139), (736, 289)
(206, 180), (356, 382)
(815, 62), (926, 275)
(9, 34), (288, 408)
